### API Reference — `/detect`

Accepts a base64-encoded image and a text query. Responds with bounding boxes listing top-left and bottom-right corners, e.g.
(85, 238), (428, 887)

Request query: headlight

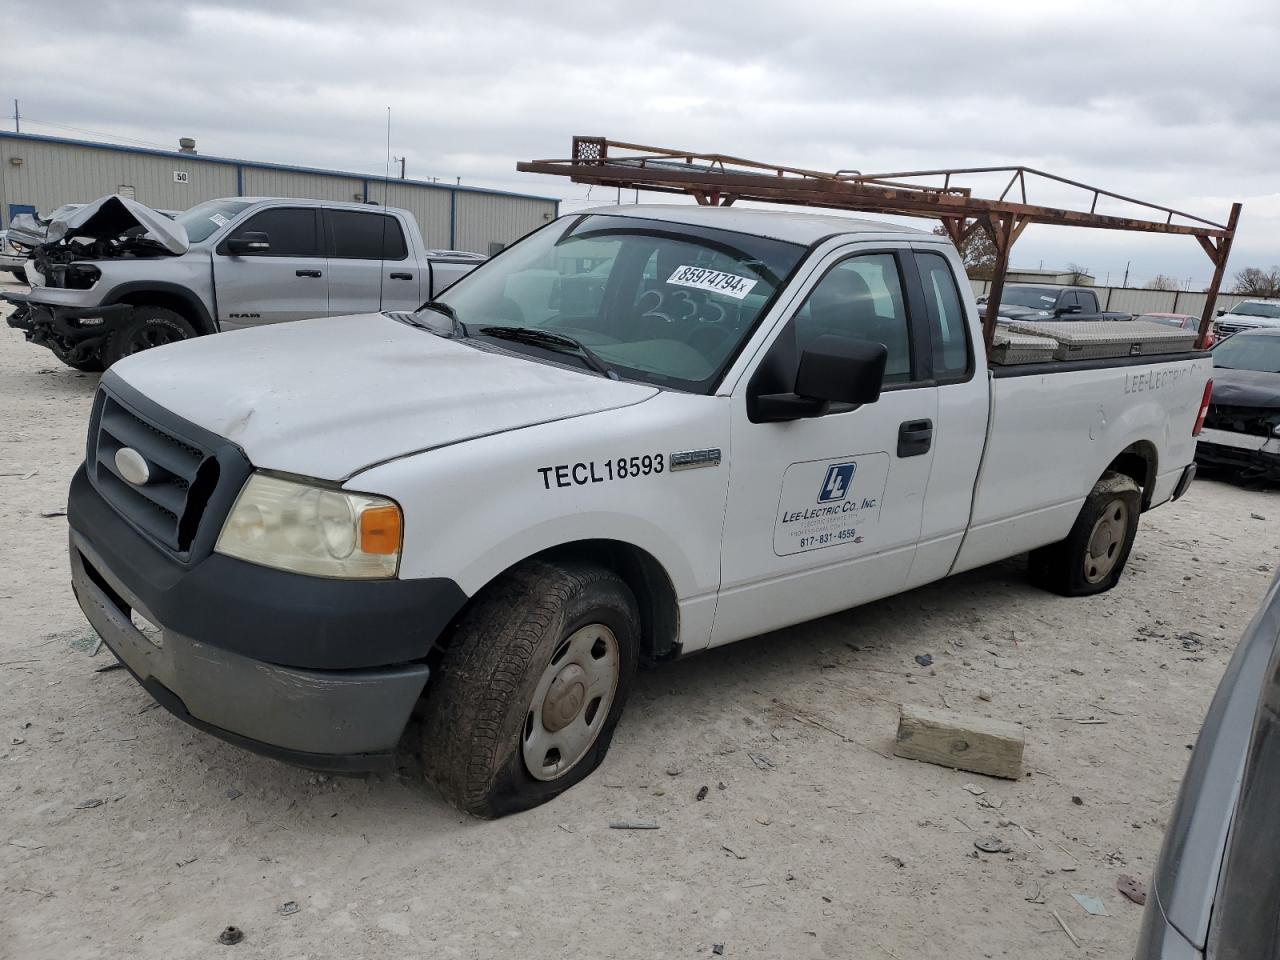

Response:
(216, 473), (401, 578)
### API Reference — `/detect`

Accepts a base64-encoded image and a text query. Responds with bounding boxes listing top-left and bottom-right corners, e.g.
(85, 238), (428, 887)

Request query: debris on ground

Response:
(696, 785), (709, 801)
(218, 925), (244, 945)
(748, 753), (775, 770)
(977, 689), (993, 702)
(894, 703), (1025, 779)
(1071, 893), (1108, 917)
(1116, 874), (1147, 905)
(721, 843), (748, 860)
(92, 661), (124, 673)
(1178, 632), (1207, 652)
(974, 836), (1011, 854)
(914, 654), (933, 667)
(883, 854), (906, 868)
(1051, 910), (1082, 948)
(1250, 513), (1266, 520)
(39, 511), (67, 518)
(712, 945), (725, 956)
(609, 820), (658, 830)
(225, 788), (242, 800)
(962, 783), (986, 796)
(1071, 796), (1084, 805)
(666, 765), (683, 776)
(278, 901), (299, 916)
(74, 798), (105, 810)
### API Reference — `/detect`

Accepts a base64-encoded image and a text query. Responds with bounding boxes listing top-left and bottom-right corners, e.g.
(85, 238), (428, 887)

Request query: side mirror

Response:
(753, 335), (887, 423)
(1216, 309), (1226, 317)
(1055, 304), (1083, 316)
(226, 231), (270, 255)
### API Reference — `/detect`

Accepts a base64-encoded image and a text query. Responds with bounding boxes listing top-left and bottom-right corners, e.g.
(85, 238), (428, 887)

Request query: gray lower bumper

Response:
(70, 531), (429, 769)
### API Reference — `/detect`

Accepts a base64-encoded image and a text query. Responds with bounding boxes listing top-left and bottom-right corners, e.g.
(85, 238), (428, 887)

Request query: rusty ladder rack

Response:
(517, 136), (1240, 352)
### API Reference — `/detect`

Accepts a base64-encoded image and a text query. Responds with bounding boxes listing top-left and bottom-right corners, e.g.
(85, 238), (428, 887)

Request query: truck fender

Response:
(104, 281), (218, 336)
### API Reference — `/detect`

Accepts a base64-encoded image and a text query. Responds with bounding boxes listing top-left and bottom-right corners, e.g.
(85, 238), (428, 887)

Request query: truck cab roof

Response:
(579, 204), (932, 246)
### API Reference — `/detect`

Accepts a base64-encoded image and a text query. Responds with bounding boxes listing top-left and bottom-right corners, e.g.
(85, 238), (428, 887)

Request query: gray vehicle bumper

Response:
(70, 530), (430, 772)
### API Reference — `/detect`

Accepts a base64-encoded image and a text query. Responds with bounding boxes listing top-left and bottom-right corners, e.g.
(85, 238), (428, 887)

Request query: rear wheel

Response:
(421, 561), (640, 818)
(1028, 471), (1141, 596)
(101, 306), (196, 367)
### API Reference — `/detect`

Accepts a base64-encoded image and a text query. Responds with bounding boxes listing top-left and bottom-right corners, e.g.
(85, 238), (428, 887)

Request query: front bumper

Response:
(0, 253), (27, 273)
(68, 461), (467, 771)
(3, 291), (132, 362)
(1195, 427), (1280, 480)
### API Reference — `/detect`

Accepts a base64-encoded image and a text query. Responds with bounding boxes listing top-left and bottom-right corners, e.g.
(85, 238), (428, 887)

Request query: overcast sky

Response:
(8, 0), (1279, 288)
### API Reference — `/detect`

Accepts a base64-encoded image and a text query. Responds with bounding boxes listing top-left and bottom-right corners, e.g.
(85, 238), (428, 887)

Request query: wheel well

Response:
(114, 291), (214, 335)
(1107, 441), (1158, 508)
(460, 540), (678, 666)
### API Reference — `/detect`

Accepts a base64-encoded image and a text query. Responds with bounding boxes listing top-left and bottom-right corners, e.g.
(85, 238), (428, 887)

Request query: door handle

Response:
(897, 418), (933, 458)
(295, 269), (322, 278)
(389, 272), (413, 280)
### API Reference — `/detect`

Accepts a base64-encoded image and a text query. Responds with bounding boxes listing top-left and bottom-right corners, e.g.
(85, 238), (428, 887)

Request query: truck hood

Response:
(46, 195), (189, 255)
(110, 313), (660, 481)
(996, 304), (1053, 322)
(1211, 367), (1280, 408)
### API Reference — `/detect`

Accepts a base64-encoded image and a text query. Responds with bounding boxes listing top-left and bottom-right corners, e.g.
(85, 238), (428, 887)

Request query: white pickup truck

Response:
(67, 205), (1212, 817)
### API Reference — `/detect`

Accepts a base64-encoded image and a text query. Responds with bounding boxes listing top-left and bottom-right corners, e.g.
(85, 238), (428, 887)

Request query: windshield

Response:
(1213, 334), (1280, 373)
(175, 199), (255, 243)
(1000, 287), (1060, 309)
(429, 214), (806, 391)
(1228, 301), (1280, 320)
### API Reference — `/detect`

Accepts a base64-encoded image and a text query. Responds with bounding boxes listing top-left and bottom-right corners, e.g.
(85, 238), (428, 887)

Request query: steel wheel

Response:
(522, 623), (620, 781)
(1084, 498), (1129, 584)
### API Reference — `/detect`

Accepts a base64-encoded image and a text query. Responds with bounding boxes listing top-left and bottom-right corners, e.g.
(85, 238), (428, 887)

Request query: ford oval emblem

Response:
(115, 447), (151, 486)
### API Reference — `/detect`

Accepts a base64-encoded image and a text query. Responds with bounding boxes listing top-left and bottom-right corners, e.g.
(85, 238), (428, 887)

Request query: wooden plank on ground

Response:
(893, 703), (1024, 780)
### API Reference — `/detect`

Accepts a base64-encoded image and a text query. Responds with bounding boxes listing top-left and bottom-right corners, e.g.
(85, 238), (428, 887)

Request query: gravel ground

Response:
(1, 278), (1277, 960)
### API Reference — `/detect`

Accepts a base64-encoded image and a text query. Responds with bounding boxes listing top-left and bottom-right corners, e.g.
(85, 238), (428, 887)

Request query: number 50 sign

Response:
(173, 170), (190, 184)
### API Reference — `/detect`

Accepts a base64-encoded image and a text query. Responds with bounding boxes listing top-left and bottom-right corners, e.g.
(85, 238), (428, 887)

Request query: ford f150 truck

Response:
(66, 205), (1211, 817)
(4, 194), (484, 370)
(983, 283), (1131, 323)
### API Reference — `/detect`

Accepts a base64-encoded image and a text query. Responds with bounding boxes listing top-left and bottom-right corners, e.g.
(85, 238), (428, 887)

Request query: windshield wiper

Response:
(478, 325), (619, 379)
(417, 300), (468, 338)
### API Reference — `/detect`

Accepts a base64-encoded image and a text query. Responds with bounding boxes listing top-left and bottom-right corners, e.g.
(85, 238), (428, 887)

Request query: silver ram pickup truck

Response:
(3, 195), (485, 370)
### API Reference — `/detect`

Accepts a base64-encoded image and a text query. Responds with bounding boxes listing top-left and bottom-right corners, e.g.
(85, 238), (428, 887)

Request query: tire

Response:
(14, 268), (26, 285)
(1028, 471), (1141, 596)
(422, 561), (640, 818)
(101, 306), (196, 367)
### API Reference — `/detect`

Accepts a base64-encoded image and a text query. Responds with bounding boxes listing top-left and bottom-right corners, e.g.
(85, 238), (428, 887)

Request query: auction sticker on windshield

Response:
(774, 453), (889, 556)
(667, 265), (758, 300)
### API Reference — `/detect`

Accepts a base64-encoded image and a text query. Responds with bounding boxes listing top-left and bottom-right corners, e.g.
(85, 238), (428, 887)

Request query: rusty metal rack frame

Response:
(518, 137), (1241, 352)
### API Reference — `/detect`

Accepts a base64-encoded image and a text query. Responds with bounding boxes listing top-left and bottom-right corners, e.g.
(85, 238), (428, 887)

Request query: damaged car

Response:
(1195, 328), (1280, 482)
(3, 194), (483, 371)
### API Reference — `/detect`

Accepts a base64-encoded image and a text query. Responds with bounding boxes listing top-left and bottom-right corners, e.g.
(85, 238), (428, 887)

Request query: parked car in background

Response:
(0, 228), (28, 283)
(1215, 298), (1280, 338)
(1135, 564), (1280, 959)
(1195, 328), (1280, 481)
(1136, 312), (1215, 348)
(989, 284), (1131, 323)
(3, 195), (484, 370)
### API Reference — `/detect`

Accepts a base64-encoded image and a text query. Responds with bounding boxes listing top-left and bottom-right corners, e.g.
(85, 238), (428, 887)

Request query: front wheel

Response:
(101, 306), (196, 367)
(1028, 471), (1141, 596)
(422, 561), (640, 818)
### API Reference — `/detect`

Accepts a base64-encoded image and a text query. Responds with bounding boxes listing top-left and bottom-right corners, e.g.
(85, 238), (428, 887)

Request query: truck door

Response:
(212, 207), (328, 330)
(710, 247), (939, 647)
(324, 209), (422, 316)
(902, 248), (987, 588)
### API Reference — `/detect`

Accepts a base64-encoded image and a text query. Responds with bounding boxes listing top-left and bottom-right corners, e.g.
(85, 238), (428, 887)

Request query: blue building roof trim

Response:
(0, 130), (561, 205)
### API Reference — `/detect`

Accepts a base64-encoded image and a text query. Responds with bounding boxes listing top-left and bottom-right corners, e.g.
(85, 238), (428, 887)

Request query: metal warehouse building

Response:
(0, 132), (559, 253)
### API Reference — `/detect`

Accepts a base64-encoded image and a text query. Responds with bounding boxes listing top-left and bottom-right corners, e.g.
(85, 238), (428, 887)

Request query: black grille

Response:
(90, 391), (221, 554)
(1204, 403), (1280, 439)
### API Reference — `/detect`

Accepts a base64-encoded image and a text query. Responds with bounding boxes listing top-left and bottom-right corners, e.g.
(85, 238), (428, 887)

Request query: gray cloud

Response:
(8, 0), (1279, 285)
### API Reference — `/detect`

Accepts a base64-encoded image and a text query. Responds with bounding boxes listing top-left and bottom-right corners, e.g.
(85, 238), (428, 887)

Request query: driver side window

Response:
(793, 253), (913, 384)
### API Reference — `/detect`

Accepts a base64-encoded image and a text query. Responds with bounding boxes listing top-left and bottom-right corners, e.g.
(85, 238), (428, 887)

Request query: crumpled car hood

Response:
(6, 213), (48, 248)
(46, 195), (189, 255)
